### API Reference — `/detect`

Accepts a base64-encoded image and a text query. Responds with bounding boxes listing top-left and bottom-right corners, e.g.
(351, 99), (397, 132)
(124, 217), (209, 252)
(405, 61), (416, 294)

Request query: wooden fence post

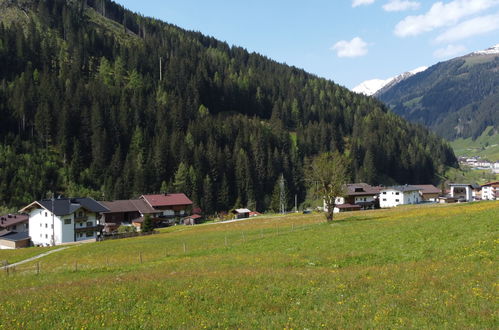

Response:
(36, 262), (40, 275)
(183, 242), (186, 253)
(139, 252), (143, 264)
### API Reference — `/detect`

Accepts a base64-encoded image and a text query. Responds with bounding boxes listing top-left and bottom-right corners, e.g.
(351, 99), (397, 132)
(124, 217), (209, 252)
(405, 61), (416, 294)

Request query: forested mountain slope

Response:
(376, 49), (499, 140)
(0, 0), (456, 211)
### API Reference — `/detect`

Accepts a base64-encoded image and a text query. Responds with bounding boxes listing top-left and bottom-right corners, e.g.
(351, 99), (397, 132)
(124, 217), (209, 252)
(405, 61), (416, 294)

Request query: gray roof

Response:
(37, 198), (109, 216)
(382, 185), (420, 192)
(0, 231), (30, 242)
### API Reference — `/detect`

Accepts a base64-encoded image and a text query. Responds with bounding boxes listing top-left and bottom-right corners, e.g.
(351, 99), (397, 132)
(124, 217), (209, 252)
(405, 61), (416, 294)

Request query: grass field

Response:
(0, 202), (497, 328)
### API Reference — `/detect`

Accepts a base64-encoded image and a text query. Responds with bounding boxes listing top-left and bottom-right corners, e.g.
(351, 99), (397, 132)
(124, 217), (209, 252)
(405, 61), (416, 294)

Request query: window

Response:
(64, 219), (71, 225)
(382, 192), (386, 195)
(396, 192), (399, 195)
(51, 224), (53, 229)
(79, 222), (83, 227)
(86, 221), (93, 227)
(382, 198), (387, 201)
(45, 212), (47, 217)
(79, 233), (83, 238)
(78, 211), (83, 217)
(45, 234), (48, 239)
(395, 199), (400, 202)
(45, 223), (48, 228)
(86, 232), (94, 237)
(40, 223), (42, 227)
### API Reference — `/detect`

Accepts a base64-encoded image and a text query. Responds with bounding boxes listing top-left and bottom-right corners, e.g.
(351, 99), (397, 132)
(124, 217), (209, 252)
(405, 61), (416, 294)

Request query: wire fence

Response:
(0, 218), (325, 278)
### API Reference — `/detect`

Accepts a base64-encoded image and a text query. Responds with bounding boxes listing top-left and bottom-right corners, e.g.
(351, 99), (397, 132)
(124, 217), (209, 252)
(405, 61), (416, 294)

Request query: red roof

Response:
(141, 193), (193, 207)
(187, 214), (202, 220)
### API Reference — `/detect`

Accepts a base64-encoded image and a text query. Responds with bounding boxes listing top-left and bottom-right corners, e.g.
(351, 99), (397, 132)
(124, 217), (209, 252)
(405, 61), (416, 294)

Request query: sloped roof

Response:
(101, 199), (156, 214)
(481, 181), (499, 187)
(233, 208), (251, 214)
(141, 194), (193, 207)
(381, 185), (420, 192)
(345, 183), (381, 196)
(0, 231), (30, 242)
(20, 198), (108, 216)
(413, 185), (440, 194)
(0, 214), (29, 228)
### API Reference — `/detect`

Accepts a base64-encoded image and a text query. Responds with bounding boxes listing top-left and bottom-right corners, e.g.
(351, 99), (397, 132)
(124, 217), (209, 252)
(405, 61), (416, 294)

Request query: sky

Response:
(113, 0), (499, 89)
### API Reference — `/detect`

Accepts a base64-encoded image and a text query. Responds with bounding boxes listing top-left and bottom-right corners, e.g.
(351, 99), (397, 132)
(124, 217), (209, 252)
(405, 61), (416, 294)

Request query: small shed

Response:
(0, 231), (31, 249)
(183, 214), (202, 225)
(232, 208), (251, 219)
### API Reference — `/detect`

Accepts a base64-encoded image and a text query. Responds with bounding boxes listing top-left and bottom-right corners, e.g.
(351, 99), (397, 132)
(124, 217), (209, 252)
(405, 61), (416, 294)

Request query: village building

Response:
(324, 183), (380, 213)
(0, 214), (29, 232)
(449, 183), (475, 202)
(183, 214), (202, 225)
(481, 181), (499, 200)
(100, 199), (157, 233)
(20, 197), (109, 246)
(140, 193), (193, 221)
(413, 185), (441, 201)
(0, 230), (31, 249)
(232, 208), (251, 219)
(379, 185), (421, 208)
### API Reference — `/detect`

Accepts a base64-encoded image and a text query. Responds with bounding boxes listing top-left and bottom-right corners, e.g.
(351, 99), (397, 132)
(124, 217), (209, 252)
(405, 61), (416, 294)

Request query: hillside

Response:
(450, 126), (499, 162)
(1, 202), (497, 327)
(376, 47), (499, 141)
(0, 0), (456, 211)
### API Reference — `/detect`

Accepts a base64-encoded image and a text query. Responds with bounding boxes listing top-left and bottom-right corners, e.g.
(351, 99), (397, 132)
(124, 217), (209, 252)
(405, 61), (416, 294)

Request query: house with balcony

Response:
(19, 197), (109, 246)
(100, 199), (157, 233)
(481, 181), (499, 200)
(324, 183), (381, 213)
(140, 193), (193, 223)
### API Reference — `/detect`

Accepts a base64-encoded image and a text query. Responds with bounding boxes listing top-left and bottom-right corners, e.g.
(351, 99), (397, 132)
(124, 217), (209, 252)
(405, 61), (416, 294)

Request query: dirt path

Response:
(1, 246), (72, 269)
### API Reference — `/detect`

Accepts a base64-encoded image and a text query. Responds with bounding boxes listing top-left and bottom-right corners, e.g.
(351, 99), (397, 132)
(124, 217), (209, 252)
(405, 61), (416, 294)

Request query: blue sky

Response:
(113, 0), (499, 89)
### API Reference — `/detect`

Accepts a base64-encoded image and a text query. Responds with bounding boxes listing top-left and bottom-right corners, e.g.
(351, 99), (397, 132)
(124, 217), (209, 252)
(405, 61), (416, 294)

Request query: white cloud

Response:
(383, 0), (420, 12)
(331, 37), (369, 58)
(395, 0), (499, 37)
(352, 0), (375, 8)
(433, 44), (467, 58)
(435, 13), (499, 43)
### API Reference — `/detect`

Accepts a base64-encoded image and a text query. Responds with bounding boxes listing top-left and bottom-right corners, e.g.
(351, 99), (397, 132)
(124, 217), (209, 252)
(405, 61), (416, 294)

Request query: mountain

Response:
(353, 66), (427, 96)
(0, 0), (456, 210)
(376, 45), (499, 140)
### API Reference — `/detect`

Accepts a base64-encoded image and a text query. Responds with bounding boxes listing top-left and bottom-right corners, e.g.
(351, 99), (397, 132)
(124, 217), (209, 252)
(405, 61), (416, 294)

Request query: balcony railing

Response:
(74, 215), (88, 222)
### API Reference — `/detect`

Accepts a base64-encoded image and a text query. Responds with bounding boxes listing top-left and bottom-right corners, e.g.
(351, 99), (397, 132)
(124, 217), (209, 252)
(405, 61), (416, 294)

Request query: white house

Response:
(20, 197), (109, 246)
(449, 183), (474, 202)
(379, 185), (421, 208)
(481, 181), (499, 200)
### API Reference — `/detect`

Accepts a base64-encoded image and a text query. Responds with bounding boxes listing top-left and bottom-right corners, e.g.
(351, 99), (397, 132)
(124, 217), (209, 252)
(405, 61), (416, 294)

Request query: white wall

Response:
(380, 189), (420, 208)
(29, 208), (61, 246)
(482, 186), (496, 200)
(29, 208), (99, 246)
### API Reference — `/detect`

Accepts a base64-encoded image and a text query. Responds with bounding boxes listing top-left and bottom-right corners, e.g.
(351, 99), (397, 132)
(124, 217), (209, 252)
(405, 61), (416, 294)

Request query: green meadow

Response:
(0, 202), (497, 328)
